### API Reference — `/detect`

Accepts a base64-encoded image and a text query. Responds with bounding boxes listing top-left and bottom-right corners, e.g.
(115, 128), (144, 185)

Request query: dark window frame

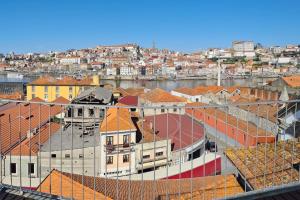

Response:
(10, 163), (16, 174)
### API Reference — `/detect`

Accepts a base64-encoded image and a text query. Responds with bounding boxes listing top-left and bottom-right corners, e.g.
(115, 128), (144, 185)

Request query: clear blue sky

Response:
(1, 0), (300, 53)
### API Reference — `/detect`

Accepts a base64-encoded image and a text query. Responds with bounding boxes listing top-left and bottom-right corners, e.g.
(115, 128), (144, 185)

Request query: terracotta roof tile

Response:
(144, 114), (204, 150)
(51, 96), (70, 104)
(186, 102), (274, 137)
(10, 122), (61, 156)
(100, 103), (136, 133)
(225, 140), (300, 190)
(39, 170), (243, 200)
(0, 92), (23, 100)
(142, 88), (187, 103)
(118, 96), (138, 106)
(136, 120), (162, 142)
(29, 76), (94, 86)
(38, 170), (109, 200)
(282, 75), (300, 88)
(0, 102), (65, 155)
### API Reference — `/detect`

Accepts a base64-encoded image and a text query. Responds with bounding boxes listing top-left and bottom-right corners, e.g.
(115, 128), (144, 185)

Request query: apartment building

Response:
(232, 41), (255, 58)
(64, 87), (113, 126)
(59, 56), (81, 65)
(27, 75), (100, 102)
(99, 104), (137, 177)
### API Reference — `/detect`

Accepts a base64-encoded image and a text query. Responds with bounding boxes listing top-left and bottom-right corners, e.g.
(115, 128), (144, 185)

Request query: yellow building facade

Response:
(27, 75), (100, 102)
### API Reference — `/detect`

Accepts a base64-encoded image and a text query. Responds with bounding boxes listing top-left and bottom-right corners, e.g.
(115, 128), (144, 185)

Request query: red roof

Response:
(145, 114), (204, 150)
(0, 102), (65, 155)
(118, 95), (138, 106)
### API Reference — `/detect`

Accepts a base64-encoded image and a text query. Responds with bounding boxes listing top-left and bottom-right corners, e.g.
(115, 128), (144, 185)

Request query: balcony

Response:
(0, 98), (299, 199)
(104, 143), (135, 153)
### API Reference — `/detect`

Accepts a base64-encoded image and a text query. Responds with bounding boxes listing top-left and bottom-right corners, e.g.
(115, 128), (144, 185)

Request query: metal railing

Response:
(0, 99), (299, 199)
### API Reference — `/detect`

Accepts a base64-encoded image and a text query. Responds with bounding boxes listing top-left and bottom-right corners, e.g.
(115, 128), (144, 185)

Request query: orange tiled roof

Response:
(186, 102), (274, 137)
(226, 86), (240, 93)
(116, 87), (146, 97)
(39, 170), (243, 200)
(52, 96), (70, 104)
(38, 170), (109, 200)
(196, 86), (224, 94)
(100, 103), (136, 133)
(136, 120), (162, 142)
(142, 88), (187, 103)
(173, 87), (199, 96)
(10, 122), (61, 156)
(0, 92), (23, 100)
(29, 76), (94, 86)
(282, 75), (300, 88)
(0, 101), (65, 155)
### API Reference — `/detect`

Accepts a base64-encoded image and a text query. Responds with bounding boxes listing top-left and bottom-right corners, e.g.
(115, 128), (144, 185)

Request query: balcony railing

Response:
(104, 143), (135, 153)
(0, 98), (299, 199)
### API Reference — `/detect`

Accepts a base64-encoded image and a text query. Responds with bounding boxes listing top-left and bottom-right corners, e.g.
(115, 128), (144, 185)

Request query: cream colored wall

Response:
(39, 146), (101, 177)
(142, 101), (186, 116)
(3, 155), (38, 178)
(99, 130), (137, 177)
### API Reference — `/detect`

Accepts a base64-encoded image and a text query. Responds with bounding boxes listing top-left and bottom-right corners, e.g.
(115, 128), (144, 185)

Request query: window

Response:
(161, 106), (165, 113)
(89, 109), (94, 117)
(107, 156), (113, 164)
(56, 86), (60, 96)
(123, 135), (130, 145)
(143, 155), (150, 159)
(65, 154), (70, 158)
(173, 105), (177, 112)
(69, 94), (73, 100)
(106, 136), (113, 145)
(78, 108), (83, 117)
(196, 98), (199, 102)
(67, 108), (73, 117)
(32, 86), (36, 93)
(123, 154), (129, 163)
(32, 94), (36, 99)
(79, 154), (84, 159)
(156, 152), (163, 157)
(28, 163), (34, 175)
(69, 86), (73, 93)
(100, 109), (105, 118)
(51, 154), (56, 158)
(44, 86), (48, 93)
(44, 94), (48, 100)
(10, 163), (16, 174)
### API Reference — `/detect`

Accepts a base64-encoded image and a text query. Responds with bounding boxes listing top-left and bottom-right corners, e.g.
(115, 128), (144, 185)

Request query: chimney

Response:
(27, 130), (33, 138)
(149, 121), (153, 130)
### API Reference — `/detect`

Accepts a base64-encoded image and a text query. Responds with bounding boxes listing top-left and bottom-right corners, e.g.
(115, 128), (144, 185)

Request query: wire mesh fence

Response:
(0, 99), (299, 199)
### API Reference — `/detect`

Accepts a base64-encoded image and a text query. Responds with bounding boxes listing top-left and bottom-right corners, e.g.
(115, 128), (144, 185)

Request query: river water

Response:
(100, 77), (273, 91)
(0, 74), (275, 93)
